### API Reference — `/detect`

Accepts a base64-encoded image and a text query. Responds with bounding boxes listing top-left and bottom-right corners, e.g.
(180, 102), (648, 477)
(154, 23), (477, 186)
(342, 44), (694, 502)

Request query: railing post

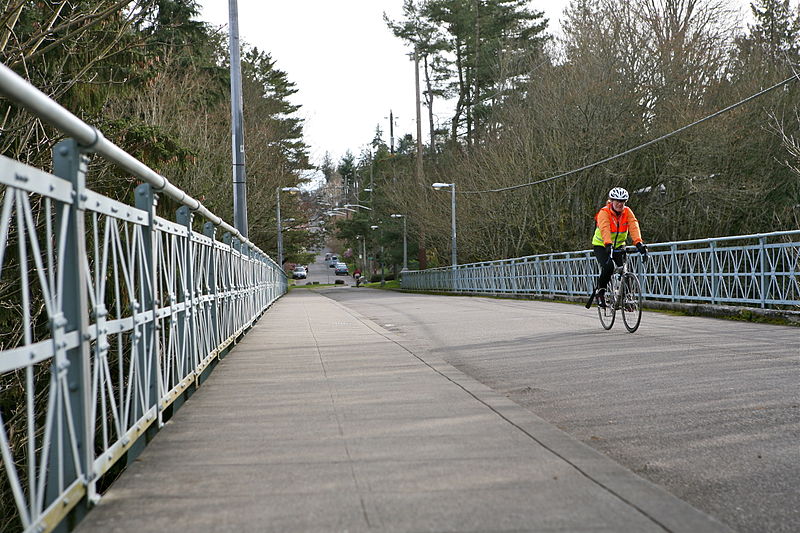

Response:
(710, 241), (718, 305)
(638, 248), (647, 298)
(176, 206), (195, 376)
(567, 256), (574, 296)
(511, 260), (519, 295)
(133, 184), (160, 432)
(231, 237), (241, 334)
(203, 222), (218, 355)
(48, 139), (93, 514)
(222, 232), (232, 346)
(671, 244), (678, 302)
(759, 236), (767, 308)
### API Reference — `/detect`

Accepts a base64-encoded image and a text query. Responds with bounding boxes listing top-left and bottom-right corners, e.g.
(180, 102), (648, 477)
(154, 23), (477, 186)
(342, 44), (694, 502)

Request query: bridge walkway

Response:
(75, 290), (731, 532)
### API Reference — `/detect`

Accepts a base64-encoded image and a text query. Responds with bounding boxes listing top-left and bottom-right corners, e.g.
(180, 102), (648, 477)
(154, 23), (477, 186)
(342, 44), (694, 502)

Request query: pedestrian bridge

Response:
(1, 61), (798, 533)
(73, 290), (737, 533)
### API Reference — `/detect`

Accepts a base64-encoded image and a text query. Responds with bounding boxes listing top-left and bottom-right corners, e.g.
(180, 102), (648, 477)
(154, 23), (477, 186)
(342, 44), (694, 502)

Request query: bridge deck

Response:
(76, 290), (730, 532)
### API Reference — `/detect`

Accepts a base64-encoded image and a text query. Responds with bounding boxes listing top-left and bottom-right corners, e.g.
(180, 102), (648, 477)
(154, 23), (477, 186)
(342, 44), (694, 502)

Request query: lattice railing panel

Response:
(1, 150), (285, 533)
(403, 232), (800, 309)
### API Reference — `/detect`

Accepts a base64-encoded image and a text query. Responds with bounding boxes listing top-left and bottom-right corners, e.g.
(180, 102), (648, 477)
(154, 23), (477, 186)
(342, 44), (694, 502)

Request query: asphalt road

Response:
(292, 249), (355, 286)
(319, 287), (800, 533)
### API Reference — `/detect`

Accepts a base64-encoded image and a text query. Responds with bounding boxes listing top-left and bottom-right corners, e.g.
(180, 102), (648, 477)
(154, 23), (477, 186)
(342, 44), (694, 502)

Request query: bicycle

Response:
(585, 249), (644, 333)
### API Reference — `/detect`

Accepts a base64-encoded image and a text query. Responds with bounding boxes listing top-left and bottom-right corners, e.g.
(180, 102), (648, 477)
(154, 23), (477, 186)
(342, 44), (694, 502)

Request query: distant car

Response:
(328, 255), (339, 267)
(334, 262), (349, 275)
(292, 266), (307, 279)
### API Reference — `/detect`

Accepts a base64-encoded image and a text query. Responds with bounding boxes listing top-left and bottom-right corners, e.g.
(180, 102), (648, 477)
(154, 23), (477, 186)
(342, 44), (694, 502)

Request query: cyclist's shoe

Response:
(597, 289), (607, 308)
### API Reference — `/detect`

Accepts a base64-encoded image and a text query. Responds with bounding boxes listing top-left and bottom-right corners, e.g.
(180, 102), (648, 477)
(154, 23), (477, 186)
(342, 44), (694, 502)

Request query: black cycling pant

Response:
(593, 245), (626, 290)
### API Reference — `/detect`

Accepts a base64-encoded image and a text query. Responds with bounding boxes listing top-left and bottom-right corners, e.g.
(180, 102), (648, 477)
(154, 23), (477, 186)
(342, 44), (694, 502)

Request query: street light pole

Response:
(389, 110), (395, 154)
(228, 0), (248, 237)
(371, 224), (385, 286)
(276, 188), (283, 267)
(450, 183), (456, 268)
(432, 183), (456, 267)
(362, 236), (367, 273)
(391, 214), (408, 271)
(277, 186), (301, 267)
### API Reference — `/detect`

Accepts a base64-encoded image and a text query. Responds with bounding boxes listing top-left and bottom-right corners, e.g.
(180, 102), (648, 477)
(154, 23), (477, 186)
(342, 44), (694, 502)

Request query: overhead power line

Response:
(461, 74), (800, 195)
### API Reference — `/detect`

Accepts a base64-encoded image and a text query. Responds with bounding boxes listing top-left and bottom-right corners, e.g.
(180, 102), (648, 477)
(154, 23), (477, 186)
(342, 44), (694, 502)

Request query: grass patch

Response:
(363, 280), (401, 289)
(390, 287), (799, 326)
(289, 283), (336, 290)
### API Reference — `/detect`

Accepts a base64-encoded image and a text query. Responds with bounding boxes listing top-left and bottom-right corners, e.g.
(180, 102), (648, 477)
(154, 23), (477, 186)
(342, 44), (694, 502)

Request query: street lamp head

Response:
(280, 186), (301, 193)
(370, 225), (379, 230)
(390, 214), (404, 218)
(432, 182), (452, 190)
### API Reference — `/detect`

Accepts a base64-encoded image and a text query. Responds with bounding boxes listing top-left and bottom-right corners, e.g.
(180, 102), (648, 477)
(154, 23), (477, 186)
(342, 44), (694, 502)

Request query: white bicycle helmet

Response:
(608, 187), (629, 201)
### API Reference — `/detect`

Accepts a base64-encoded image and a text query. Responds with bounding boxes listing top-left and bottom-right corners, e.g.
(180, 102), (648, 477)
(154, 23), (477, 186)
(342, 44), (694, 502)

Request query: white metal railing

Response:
(0, 64), (286, 533)
(402, 230), (800, 308)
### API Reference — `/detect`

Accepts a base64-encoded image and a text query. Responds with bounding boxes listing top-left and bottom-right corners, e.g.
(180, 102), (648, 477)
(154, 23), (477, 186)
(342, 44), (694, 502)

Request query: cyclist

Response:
(592, 187), (648, 308)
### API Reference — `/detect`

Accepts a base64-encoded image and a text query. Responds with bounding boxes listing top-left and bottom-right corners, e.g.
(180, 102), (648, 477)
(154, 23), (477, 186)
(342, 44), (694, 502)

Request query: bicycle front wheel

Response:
(598, 278), (616, 330)
(598, 302), (615, 330)
(621, 273), (642, 333)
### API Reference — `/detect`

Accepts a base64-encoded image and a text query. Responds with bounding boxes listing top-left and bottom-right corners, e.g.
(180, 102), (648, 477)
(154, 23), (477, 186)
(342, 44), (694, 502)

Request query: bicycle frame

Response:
(608, 260), (629, 309)
(592, 249), (645, 332)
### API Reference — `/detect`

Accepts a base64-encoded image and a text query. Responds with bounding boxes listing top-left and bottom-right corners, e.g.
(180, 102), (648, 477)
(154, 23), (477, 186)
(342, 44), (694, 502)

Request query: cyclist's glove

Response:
(636, 242), (648, 262)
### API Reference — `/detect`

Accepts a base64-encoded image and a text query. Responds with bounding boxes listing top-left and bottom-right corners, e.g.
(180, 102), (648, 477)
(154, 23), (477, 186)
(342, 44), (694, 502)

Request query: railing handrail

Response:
(407, 229), (800, 273)
(0, 62), (260, 257)
(0, 62), (288, 533)
(402, 229), (800, 308)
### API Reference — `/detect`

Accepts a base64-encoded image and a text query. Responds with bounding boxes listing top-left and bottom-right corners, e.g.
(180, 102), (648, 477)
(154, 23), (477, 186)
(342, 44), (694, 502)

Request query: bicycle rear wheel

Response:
(621, 273), (642, 332)
(598, 278), (616, 330)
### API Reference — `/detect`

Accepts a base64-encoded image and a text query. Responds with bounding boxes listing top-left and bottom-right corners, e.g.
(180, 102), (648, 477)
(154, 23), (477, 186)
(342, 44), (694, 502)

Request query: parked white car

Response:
(292, 266), (307, 279)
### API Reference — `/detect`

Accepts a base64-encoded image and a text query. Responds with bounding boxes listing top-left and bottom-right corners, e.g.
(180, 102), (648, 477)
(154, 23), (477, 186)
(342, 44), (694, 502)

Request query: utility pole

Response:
(414, 47), (427, 270)
(389, 109), (395, 155)
(414, 48), (424, 183)
(228, 0), (247, 237)
(276, 188), (284, 267)
(369, 149), (374, 201)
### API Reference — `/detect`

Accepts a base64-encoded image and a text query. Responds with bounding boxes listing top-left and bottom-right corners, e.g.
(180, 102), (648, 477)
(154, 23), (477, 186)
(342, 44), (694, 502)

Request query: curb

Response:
(320, 292), (735, 533)
(394, 288), (800, 326)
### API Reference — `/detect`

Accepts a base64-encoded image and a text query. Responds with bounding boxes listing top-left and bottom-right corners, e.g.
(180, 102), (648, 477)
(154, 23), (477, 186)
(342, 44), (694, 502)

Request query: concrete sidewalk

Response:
(77, 290), (732, 532)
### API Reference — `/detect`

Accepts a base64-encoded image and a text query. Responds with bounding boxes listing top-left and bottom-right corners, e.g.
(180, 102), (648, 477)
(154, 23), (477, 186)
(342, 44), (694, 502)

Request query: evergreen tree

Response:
(242, 47), (309, 172)
(337, 151), (357, 202)
(422, 0), (549, 144)
(320, 152), (336, 183)
(748, 0), (800, 65)
(385, 0), (451, 152)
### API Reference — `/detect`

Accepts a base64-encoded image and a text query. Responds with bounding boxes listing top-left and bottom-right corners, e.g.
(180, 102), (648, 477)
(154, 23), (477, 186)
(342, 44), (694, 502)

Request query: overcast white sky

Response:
(198, 1), (573, 168)
(198, 1), (754, 171)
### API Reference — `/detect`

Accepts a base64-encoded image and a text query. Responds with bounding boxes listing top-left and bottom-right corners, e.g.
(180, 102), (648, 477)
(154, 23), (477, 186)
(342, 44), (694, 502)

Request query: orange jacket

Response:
(592, 203), (643, 248)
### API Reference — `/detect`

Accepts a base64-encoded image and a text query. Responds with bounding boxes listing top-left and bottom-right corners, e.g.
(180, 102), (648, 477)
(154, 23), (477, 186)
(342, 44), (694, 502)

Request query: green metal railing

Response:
(402, 231), (800, 309)
(0, 63), (286, 533)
